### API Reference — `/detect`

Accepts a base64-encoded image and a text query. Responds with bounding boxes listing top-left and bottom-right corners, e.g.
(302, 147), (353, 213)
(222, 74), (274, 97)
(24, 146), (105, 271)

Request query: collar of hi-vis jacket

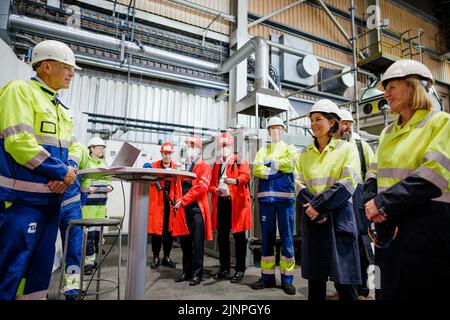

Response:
(30, 77), (68, 109)
(387, 109), (430, 138)
(30, 77), (58, 98)
(307, 137), (341, 154)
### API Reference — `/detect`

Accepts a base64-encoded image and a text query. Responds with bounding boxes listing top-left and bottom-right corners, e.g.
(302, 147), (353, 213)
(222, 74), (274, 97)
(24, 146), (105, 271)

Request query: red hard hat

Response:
(185, 135), (202, 148)
(160, 142), (174, 153)
(216, 132), (234, 146)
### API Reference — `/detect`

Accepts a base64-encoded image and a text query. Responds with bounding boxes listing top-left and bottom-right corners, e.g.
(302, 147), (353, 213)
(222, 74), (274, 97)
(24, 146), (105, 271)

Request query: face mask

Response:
(269, 128), (283, 143)
(186, 148), (200, 161)
(221, 146), (233, 158)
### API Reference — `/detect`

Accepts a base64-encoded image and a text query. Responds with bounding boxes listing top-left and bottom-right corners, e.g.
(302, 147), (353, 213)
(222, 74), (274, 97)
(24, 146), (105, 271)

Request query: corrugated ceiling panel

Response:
(113, 0), (231, 35)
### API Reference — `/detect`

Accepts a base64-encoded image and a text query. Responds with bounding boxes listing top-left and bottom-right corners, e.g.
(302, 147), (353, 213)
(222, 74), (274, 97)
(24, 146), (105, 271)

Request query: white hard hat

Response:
(31, 40), (81, 70)
(88, 137), (106, 148)
(308, 99), (341, 120)
(267, 116), (285, 130)
(338, 108), (354, 122)
(379, 59), (434, 90)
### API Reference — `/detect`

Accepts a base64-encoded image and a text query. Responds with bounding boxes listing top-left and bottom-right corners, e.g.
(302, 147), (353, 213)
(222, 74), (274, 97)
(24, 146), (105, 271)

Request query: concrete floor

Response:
(48, 240), (374, 300)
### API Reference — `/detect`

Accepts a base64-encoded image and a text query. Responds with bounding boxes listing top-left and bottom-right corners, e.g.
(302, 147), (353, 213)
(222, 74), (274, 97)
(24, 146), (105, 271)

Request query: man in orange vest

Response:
(172, 136), (213, 286)
(210, 132), (252, 283)
(146, 142), (179, 269)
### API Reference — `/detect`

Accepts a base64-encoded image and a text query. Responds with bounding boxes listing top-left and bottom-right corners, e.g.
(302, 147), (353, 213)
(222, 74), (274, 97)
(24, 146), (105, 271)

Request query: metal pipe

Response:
(285, 68), (353, 97)
(9, 15), (268, 89)
(167, 0), (236, 23)
(316, 0), (365, 60)
(248, 0), (306, 28)
(317, 0), (351, 44)
(350, 0), (360, 134)
(220, 36), (269, 89)
(75, 54), (228, 90)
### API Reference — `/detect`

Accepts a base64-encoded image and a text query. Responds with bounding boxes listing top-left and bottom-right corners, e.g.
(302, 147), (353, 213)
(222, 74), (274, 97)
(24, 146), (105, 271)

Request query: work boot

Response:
(230, 271), (245, 283)
(83, 264), (94, 275)
(150, 256), (160, 269)
(64, 289), (79, 301)
(213, 269), (230, 280)
(326, 291), (340, 300)
(64, 289), (86, 300)
(189, 276), (202, 286)
(250, 279), (276, 290)
(175, 273), (192, 282)
(281, 283), (296, 295)
(161, 256), (176, 268)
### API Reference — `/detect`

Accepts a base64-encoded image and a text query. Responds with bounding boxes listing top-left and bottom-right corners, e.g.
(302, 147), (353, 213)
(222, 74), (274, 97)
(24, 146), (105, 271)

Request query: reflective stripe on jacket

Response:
(253, 141), (297, 203)
(0, 79), (74, 205)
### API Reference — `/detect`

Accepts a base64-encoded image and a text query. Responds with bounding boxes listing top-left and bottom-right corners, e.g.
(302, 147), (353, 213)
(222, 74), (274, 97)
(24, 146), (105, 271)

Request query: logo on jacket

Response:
(28, 222), (37, 234)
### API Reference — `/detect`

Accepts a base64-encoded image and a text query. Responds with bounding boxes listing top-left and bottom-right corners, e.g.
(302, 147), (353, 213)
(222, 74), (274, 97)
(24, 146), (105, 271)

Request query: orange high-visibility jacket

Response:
(209, 155), (252, 233)
(147, 160), (181, 235)
(171, 159), (213, 240)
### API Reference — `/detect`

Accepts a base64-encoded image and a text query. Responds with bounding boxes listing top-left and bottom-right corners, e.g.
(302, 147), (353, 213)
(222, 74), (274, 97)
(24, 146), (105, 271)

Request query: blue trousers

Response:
(259, 202), (295, 285)
(0, 202), (60, 300)
(59, 201), (83, 276)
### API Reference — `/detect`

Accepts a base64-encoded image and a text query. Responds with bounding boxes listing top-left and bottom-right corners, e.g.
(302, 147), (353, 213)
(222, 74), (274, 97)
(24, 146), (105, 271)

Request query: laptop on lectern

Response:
(110, 141), (141, 167)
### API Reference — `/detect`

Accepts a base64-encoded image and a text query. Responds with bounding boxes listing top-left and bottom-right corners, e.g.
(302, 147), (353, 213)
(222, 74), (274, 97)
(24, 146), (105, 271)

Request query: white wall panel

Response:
(59, 71), (228, 147)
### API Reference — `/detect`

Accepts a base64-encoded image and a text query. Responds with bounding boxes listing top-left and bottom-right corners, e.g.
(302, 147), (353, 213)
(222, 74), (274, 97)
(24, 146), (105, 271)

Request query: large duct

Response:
(8, 14), (269, 89)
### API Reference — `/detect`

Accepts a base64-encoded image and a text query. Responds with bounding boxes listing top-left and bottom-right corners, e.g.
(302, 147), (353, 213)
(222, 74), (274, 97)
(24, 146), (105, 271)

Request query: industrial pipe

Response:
(9, 15), (269, 90)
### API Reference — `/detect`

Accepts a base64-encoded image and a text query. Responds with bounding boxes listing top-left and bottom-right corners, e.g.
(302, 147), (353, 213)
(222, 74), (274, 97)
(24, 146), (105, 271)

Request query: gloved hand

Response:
(263, 161), (272, 168)
(270, 160), (279, 171)
(143, 162), (153, 168)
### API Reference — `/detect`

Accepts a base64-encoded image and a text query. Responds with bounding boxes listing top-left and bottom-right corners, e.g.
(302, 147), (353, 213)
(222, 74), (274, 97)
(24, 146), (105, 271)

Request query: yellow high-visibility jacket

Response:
(0, 79), (74, 205)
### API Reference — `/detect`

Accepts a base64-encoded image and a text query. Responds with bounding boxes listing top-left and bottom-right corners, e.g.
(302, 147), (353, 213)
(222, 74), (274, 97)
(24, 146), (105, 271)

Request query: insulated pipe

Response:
(9, 15), (268, 89)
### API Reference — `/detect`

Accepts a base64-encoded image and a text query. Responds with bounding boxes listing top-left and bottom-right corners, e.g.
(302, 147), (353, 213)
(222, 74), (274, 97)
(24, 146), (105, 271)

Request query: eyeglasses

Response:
(367, 222), (398, 249)
(49, 61), (75, 72)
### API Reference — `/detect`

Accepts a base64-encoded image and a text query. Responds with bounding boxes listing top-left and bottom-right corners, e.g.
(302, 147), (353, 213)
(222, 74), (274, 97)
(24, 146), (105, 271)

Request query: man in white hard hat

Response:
(329, 108), (375, 300)
(0, 39), (80, 299)
(251, 116), (298, 295)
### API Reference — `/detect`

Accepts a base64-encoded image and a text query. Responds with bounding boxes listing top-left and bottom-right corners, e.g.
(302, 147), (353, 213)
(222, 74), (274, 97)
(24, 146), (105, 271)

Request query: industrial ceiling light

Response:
(360, 86), (384, 101)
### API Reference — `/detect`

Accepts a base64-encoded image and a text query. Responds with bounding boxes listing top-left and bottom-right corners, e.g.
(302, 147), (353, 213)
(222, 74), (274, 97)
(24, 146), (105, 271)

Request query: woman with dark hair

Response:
(295, 99), (362, 300)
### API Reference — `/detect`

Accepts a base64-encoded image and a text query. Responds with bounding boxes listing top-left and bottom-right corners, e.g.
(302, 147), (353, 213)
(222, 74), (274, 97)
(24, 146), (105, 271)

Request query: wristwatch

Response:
(378, 206), (388, 218)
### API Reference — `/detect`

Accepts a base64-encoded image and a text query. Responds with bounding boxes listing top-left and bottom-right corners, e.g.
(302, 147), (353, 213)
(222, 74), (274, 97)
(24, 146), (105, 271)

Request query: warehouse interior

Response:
(0, 0), (449, 301)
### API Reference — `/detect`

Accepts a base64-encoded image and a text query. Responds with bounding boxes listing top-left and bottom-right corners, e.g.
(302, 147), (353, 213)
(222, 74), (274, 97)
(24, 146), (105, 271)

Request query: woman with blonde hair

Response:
(364, 59), (450, 300)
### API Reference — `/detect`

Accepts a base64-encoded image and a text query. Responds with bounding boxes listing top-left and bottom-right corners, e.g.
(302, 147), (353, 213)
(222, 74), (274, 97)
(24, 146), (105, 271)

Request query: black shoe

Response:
(230, 271), (245, 283)
(150, 256), (160, 269)
(281, 283), (296, 295)
(83, 265), (94, 275)
(161, 256), (176, 268)
(189, 276), (202, 286)
(175, 273), (192, 282)
(213, 269), (230, 280)
(251, 279), (276, 290)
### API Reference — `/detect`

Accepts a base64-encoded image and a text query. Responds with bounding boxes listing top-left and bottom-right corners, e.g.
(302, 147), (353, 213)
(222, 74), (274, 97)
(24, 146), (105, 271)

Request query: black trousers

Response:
(217, 197), (247, 273)
(86, 230), (99, 258)
(180, 203), (204, 278)
(151, 201), (173, 257)
(309, 280), (358, 301)
(357, 235), (373, 297)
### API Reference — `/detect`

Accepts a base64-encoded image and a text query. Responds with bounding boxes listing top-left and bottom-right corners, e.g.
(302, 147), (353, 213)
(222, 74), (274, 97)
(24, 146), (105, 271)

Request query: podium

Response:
(77, 167), (196, 300)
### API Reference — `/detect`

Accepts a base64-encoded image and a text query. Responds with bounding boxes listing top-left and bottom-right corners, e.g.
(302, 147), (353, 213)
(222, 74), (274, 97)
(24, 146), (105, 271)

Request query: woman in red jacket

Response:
(146, 142), (179, 269)
(210, 132), (252, 283)
(172, 136), (213, 286)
